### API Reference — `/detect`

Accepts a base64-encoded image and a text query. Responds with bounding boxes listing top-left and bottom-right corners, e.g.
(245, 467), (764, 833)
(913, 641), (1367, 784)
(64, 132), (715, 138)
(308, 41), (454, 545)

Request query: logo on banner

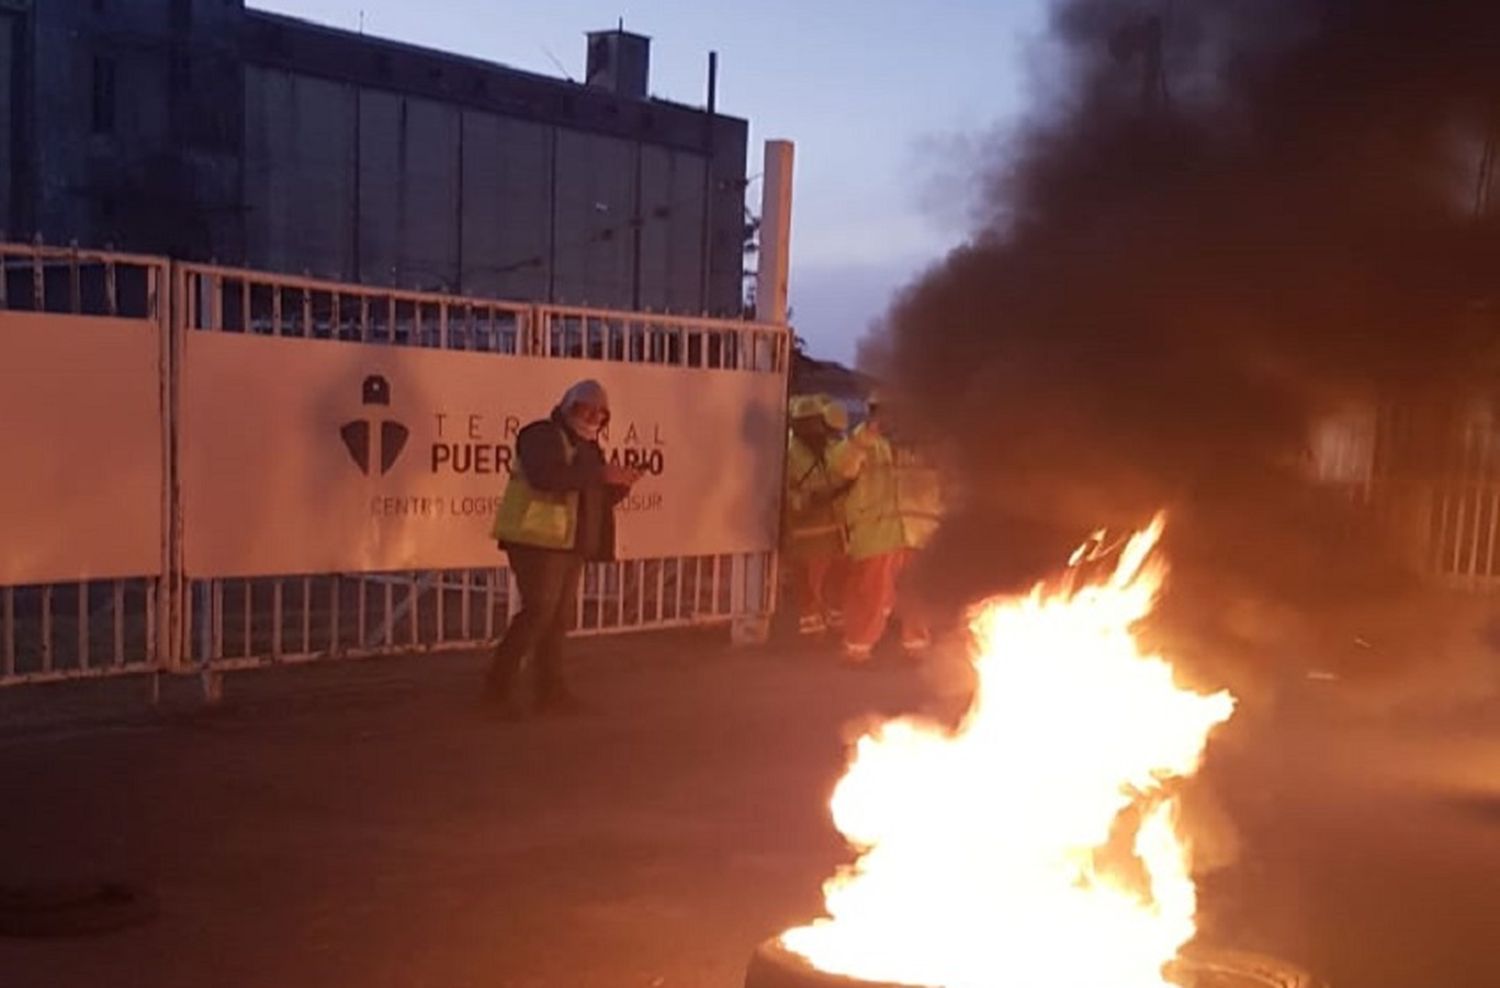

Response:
(340, 375), (409, 476)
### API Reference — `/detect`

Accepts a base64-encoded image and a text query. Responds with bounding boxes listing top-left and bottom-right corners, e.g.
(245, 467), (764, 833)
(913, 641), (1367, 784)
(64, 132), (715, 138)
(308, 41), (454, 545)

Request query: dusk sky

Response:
(253, 0), (1052, 364)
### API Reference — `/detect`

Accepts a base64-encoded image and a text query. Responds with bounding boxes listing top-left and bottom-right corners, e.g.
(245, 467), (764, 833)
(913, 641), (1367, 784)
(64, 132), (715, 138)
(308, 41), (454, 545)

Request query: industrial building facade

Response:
(0, 0), (749, 315)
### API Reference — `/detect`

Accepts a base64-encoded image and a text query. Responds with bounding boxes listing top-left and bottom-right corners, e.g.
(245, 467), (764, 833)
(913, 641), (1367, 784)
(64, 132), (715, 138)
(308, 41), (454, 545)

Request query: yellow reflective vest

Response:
(784, 433), (847, 560)
(833, 424), (944, 560)
(491, 430), (580, 550)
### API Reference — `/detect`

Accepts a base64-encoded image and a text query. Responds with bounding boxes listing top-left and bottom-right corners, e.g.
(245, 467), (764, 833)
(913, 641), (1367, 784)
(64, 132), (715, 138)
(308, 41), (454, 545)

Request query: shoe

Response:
(842, 644), (874, 666)
(798, 614), (828, 636)
(901, 635), (932, 659)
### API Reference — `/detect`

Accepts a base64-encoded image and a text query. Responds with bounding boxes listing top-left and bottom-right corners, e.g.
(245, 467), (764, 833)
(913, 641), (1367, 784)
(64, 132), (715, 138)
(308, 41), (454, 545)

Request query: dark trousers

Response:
(488, 545), (583, 702)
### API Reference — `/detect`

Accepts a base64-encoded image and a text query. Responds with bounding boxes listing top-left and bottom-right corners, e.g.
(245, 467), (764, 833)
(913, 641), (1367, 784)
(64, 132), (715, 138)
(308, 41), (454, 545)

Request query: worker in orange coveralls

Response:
(783, 395), (852, 638)
(831, 393), (944, 664)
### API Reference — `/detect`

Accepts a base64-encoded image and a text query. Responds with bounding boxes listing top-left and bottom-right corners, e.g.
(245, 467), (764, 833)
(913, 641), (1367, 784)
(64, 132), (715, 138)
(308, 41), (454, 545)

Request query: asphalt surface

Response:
(1, 632), (1498, 988)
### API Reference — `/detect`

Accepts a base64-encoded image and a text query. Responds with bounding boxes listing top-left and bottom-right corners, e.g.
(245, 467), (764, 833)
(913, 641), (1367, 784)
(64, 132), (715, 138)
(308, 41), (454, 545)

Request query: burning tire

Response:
(744, 938), (1327, 988)
(745, 938), (908, 988)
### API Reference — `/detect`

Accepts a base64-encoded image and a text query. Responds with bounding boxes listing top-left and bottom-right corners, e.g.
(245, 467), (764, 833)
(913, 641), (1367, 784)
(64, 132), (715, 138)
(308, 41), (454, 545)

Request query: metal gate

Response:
(0, 243), (789, 690)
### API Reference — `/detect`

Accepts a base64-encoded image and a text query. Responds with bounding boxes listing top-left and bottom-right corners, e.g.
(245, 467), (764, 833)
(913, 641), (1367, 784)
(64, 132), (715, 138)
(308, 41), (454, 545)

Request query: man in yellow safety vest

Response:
(832, 393), (944, 663)
(783, 394), (851, 637)
(486, 379), (641, 716)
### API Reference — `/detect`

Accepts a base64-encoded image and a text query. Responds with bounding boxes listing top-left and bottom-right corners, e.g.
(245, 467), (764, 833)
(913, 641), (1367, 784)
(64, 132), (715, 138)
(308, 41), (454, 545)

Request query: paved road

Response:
(0, 634), (1497, 988)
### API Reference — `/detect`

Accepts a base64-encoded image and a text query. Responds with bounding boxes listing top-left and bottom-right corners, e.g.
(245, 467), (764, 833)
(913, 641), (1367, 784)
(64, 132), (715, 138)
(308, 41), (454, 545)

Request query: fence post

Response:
(731, 553), (773, 645)
(154, 259), (186, 684)
(524, 304), (545, 356)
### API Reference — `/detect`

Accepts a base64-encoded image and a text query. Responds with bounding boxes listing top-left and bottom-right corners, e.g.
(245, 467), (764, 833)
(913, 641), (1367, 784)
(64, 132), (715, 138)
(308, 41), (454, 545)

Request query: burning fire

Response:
(781, 515), (1236, 988)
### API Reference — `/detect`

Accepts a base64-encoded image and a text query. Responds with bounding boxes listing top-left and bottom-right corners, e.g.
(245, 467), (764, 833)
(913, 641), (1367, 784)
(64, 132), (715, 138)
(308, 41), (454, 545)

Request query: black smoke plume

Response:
(873, 0), (1500, 698)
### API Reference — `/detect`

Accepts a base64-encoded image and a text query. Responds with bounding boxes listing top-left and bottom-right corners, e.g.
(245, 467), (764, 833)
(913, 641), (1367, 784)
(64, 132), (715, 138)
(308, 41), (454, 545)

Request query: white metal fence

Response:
(0, 244), (787, 690)
(182, 555), (757, 672)
(0, 243), (169, 685)
(1314, 400), (1500, 590)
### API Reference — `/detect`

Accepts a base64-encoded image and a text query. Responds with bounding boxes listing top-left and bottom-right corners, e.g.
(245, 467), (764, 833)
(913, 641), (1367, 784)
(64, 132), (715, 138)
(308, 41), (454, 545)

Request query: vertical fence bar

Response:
(407, 574), (420, 645)
(77, 580), (89, 670)
(105, 258), (118, 315)
(210, 581), (223, 661)
(655, 558), (666, 623)
(1465, 486), (1485, 588)
(356, 576), (368, 649)
(732, 554), (743, 617)
(112, 581), (125, 667)
(68, 247), (81, 312)
(632, 560), (645, 627)
(2, 586), (13, 678)
(329, 575), (341, 656)
(40, 585), (53, 673)
(178, 583), (192, 667)
(485, 569), (497, 639)
(30, 248), (43, 309)
(577, 566), (589, 630)
(301, 576), (312, 654)
(208, 271), (223, 331)
(146, 580), (158, 668)
(1433, 490), (1452, 577)
(271, 579), (283, 658)
(615, 561), (626, 628)
(186, 584), (199, 666)
(1440, 491), (1452, 578)
(460, 571), (472, 640)
(436, 571), (447, 644)
(383, 579), (394, 648)
(243, 580), (253, 658)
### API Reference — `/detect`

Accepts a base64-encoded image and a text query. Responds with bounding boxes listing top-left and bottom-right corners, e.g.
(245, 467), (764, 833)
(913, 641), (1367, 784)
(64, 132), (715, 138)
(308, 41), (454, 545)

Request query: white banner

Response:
(0, 312), (164, 583)
(181, 332), (786, 577)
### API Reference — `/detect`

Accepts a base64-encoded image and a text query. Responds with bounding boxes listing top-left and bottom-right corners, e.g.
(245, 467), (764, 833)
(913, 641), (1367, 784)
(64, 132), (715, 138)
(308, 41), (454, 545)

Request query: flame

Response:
(781, 514), (1236, 988)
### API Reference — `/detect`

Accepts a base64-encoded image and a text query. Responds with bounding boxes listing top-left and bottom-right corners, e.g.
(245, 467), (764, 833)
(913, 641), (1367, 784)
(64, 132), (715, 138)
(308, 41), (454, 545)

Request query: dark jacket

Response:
(509, 409), (625, 561)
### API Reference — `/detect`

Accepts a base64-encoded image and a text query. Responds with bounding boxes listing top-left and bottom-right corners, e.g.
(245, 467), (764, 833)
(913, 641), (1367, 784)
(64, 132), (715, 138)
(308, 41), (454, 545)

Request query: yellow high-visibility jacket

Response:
(783, 433), (847, 560)
(833, 424), (944, 560)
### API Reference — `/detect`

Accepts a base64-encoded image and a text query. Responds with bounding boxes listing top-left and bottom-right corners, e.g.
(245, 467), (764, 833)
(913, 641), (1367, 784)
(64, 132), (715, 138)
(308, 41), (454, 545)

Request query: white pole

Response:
(756, 140), (794, 326)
